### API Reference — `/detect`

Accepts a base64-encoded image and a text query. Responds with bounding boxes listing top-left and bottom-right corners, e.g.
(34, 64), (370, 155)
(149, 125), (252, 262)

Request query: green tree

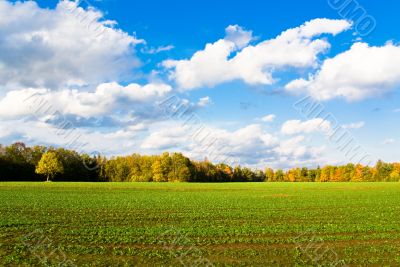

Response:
(241, 167), (256, 182)
(307, 168), (318, 182)
(343, 163), (355, 182)
(374, 160), (393, 181)
(35, 152), (64, 182)
(233, 166), (243, 182)
(168, 153), (193, 182)
(275, 169), (285, 182)
(299, 167), (309, 182)
(253, 170), (265, 182)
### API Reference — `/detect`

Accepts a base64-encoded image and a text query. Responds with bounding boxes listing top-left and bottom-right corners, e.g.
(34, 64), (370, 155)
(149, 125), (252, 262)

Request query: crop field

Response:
(1, 182), (400, 266)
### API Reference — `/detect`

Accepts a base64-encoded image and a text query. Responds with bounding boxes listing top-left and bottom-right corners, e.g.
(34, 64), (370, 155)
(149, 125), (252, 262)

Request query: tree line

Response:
(1, 142), (399, 182)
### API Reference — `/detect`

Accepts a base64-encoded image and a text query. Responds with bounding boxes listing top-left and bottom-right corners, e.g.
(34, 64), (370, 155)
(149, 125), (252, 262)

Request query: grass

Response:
(1, 182), (400, 266)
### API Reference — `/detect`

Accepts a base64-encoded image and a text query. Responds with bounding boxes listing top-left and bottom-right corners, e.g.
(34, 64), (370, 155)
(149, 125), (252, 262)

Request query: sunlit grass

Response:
(1, 182), (400, 266)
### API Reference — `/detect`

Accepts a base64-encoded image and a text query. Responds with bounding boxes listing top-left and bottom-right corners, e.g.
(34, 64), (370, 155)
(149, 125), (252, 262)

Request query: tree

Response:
(307, 168), (318, 182)
(343, 163), (355, 182)
(389, 170), (400, 182)
(169, 153), (193, 182)
(6, 142), (28, 163)
(233, 166), (244, 182)
(275, 169), (285, 182)
(300, 167), (309, 182)
(152, 152), (172, 182)
(254, 170), (266, 182)
(390, 163), (400, 182)
(152, 159), (165, 182)
(265, 168), (274, 182)
(332, 166), (345, 182)
(364, 166), (374, 181)
(287, 168), (301, 182)
(1, 142), (39, 181)
(35, 152), (64, 182)
(216, 163), (233, 182)
(374, 160), (393, 181)
(352, 164), (365, 182)
(319, 166), (332, 182)
(242, 167), (256, 182)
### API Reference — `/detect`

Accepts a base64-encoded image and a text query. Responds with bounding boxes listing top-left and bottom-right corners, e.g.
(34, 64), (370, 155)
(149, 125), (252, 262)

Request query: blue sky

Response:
(1, 0), (400, 169)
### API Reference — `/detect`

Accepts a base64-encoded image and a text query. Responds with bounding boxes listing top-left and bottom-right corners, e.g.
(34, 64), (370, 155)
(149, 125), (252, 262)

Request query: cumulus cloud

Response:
(275, 135), (306, 158)
(142, 123), (277, 151)
(162, 25), (252, 90)
(142, 123), (279, 165)
(0, 113), (327, 168)
(274, 138), (327, 168)
(0, 0), (143, 90)
(342, 121), (365, 129)
(196, 96), (212, 107)
(224, 24), (254, 49)
(281, 118), (332, 135)
(163, 18), (351, 90)
(0, 119), (146, 155)
(0, 4), (359, 169)
(261, 114), (276, 122)
(285, 42), (400, 101)
(141, 122), (325, 168)
(0, 82), (172, 119)
(141, 124), (189, 150)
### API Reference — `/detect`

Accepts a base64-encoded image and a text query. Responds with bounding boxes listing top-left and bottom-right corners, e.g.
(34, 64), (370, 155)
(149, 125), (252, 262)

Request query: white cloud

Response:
(281, 118), (332, 135)
(142, 123), (278, 153)
(162, 25), (252, 90)
(275, 135), (306, 158)
(0, 3), (376, 169)
(285, 78), (311, 94)
(163, 19), (351, 90)
(197, 96), (212, 107)
(342, 121), (365, 129)
(214, 124), (279, 159)
(142, 45), (175, 54)
(0, 82), (172, 118)
(141, 124), (188, 150)
(382, 138), (395, 145)
(224, 24), (254, 49)
(261, 114), (276, 122)
(286, 42), (400, 101)
(0, 0), (143, 90)
(0, 115), (327, 168)
(141, 122), (325, 168)
(0, 118), (146, 155)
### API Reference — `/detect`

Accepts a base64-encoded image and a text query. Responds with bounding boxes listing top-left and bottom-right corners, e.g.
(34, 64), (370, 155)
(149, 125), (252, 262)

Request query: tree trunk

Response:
(47, 175), (50, 182)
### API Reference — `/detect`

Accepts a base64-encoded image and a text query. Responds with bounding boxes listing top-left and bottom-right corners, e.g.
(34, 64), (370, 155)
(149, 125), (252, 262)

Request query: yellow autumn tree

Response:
(319, 166), (331, 182)
(332, 167), (345, 182)
(286, 168), (301, 182)
(264, 168), (274, 182)
(352, 164), (364, 182)
(35, 152), (64, 182)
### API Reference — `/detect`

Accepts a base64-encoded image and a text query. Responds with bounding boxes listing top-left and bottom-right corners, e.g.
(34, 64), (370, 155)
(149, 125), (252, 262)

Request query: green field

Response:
(1, 182), (400, 266)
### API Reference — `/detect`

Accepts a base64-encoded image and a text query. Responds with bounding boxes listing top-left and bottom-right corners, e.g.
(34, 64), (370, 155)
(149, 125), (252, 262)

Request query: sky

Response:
(1, 0), (400, 169)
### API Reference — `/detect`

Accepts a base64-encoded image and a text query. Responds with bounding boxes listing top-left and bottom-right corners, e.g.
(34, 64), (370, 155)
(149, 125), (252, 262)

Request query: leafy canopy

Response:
(35, 152), (64, 181)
